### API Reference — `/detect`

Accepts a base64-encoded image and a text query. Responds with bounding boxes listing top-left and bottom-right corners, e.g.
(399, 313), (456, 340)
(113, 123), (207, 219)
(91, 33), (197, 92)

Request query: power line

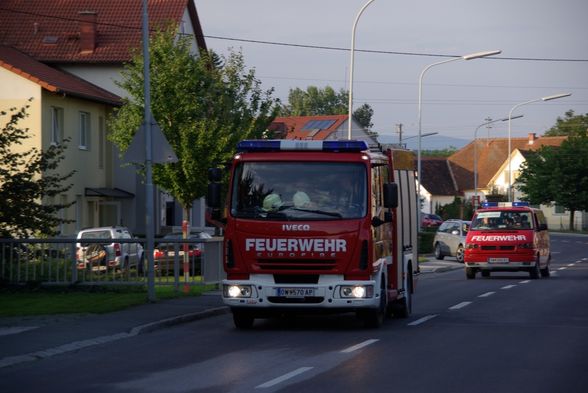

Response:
(2, 7), (587, 63)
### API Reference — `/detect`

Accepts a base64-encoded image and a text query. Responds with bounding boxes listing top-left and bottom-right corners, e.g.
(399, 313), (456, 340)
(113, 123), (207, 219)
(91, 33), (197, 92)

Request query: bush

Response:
(418, 231), (435, 254)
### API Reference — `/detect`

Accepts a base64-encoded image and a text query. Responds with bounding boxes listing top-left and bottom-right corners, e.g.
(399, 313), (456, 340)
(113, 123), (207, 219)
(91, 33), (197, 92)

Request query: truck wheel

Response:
(455, 245), (464, 263)
(434, 243), (444, 260)
(232, 309), (254, 329)
(529, 257), (541, 279)
(540, 254), (551, 278)
(466, 267), (476, 279)
(391, 270), (412, 319)
(361, 279), (387, 328)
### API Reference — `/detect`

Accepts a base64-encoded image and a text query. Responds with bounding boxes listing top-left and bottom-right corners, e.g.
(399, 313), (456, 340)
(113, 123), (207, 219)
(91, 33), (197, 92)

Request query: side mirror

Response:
(383, 183), (398, 208)
(208, 168), (222, 182)
(207, 183), (222, 209)
(538, 223), (548, 231)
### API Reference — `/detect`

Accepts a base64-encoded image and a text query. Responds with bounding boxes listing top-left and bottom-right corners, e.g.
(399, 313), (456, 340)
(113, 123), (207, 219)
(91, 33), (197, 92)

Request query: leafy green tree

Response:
(108, 27), (279, 223)
(0, 101), (74, 237)
(280, 85), (374, 130)
(544, 110), (588, 136)
(517, 132), (588, 230)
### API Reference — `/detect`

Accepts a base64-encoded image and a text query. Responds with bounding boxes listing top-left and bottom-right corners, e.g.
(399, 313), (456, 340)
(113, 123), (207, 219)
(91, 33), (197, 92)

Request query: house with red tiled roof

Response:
(268, 115), (378, 146)
(0, 0), (207, 235)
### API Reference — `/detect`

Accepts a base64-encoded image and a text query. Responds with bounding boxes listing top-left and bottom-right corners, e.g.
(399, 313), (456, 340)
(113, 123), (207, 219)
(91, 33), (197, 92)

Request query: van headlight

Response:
(339, 285), (373, 298)
(224, 284), (252, 298)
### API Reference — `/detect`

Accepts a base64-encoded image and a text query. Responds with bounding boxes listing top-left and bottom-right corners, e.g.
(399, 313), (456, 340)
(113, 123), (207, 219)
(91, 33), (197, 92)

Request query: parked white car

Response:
(433, 219), (471, 263)
(76, 226), (144, 272)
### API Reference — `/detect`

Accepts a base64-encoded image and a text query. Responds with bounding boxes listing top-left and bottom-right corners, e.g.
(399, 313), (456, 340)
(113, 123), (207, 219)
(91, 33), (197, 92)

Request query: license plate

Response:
(489, 257), (509, 263)
(276, 287), (315, 298)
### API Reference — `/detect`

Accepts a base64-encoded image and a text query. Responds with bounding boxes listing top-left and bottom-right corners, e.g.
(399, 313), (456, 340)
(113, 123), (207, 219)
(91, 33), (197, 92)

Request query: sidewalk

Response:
(0, 258), (460, 369)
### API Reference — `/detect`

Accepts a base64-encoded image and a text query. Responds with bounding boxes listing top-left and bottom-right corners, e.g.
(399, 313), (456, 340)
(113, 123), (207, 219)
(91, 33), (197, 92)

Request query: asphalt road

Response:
(1, 233), (586, 393)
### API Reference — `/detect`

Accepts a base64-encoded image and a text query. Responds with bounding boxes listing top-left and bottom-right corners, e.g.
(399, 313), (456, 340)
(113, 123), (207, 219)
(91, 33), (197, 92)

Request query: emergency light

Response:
(237, 140), (368, 152)
(481, 201), (530, 208)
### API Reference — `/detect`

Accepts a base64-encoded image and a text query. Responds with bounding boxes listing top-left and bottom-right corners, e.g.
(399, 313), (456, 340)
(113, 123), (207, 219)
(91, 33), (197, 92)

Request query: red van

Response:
(464, 202), (551, 279)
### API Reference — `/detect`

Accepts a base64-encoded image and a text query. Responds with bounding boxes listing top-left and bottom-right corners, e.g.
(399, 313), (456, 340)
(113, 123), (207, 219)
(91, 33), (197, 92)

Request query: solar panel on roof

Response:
(301, 119), (336, 131)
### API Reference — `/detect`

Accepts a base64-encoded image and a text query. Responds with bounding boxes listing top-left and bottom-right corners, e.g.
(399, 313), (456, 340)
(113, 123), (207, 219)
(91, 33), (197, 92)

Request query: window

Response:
(79, 111), (91, 150)
(50, 107), (63, 144)
(98, 116), (105, 168)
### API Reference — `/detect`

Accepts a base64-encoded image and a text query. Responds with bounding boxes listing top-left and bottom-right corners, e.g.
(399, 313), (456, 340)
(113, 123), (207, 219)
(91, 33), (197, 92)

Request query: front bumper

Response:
(222, 274), (381, 310)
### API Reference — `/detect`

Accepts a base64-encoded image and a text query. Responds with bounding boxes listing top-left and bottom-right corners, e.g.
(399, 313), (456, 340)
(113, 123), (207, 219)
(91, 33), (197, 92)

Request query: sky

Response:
(195, 0), (588, 148)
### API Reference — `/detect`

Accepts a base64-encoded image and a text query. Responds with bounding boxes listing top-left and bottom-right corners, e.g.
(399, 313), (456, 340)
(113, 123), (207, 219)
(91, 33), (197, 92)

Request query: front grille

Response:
(257, 259), (336, 271)
(274, 274), (319, 284)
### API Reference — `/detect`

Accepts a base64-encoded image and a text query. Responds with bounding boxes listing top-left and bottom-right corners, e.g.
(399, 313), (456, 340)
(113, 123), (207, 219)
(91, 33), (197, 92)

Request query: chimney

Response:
(78, 11), (97, 54)
(528, 132), (537, 145)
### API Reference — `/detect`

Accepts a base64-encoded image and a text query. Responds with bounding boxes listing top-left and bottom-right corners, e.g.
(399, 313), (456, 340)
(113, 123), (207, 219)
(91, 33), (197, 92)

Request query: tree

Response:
(108, 27), (279, 223)
(0, 101), (74, 238)
(280, 85), (374, 130)
(544, 110), (588, 136)
(517, 132), (588, 230)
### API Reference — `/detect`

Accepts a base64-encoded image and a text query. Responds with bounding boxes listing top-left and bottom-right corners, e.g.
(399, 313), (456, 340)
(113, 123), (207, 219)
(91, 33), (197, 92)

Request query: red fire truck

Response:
(207, 140), (418, 328)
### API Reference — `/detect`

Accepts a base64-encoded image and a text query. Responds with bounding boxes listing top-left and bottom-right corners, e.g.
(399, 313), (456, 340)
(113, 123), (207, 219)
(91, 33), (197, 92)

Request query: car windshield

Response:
(471, 211), (534, 230)
(230, 162), (367, 221)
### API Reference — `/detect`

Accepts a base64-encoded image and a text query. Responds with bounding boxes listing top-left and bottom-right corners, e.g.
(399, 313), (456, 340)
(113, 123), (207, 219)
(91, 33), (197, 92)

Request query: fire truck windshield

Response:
(231, 162), (367, 220)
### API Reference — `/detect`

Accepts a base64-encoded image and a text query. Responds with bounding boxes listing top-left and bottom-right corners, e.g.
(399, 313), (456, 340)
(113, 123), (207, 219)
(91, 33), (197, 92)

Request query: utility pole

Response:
(485, 116), (492, 140)
(396, 123), (403, 145)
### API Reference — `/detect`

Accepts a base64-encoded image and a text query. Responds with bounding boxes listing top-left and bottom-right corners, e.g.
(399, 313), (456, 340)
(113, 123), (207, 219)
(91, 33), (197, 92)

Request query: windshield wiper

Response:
(279, 205), (342, 218)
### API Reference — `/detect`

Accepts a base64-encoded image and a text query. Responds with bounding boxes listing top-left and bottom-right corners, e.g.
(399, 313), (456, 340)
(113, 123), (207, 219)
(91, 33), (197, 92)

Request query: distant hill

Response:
(378, 134), (470, 151)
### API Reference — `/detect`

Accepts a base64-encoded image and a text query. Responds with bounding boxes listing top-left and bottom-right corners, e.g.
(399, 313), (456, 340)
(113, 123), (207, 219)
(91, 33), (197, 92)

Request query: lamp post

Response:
(473, 115), (523, 207)
(347, 0), (376, 140)
(507, 93), (571, 201)
(417, 49), (501, 229)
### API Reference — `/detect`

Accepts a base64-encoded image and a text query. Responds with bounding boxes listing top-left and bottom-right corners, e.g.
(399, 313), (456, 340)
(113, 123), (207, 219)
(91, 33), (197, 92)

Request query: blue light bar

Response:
(481, 201), (530, 208)
(236, 140), (368, 152)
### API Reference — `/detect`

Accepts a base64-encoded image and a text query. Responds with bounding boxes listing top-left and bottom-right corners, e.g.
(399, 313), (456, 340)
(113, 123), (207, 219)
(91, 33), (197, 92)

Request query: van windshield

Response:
(231, 162), (367, 221)
(471, 210), (534, 230)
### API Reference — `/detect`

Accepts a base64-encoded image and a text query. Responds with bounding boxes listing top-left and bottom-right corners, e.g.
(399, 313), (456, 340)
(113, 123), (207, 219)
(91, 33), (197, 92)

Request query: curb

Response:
(0, 306), (230, 370)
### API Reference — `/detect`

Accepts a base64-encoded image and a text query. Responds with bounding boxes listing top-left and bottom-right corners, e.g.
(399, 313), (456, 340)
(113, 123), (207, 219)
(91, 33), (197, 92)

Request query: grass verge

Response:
(0, 284), (217, 317)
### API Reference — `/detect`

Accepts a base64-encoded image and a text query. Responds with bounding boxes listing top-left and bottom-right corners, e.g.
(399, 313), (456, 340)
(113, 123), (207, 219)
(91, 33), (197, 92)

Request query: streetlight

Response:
(473, 115), (523, 207)
(347, 0), (376, 140)
(507, 93), (571, 201)
(417, 49), (501, 229)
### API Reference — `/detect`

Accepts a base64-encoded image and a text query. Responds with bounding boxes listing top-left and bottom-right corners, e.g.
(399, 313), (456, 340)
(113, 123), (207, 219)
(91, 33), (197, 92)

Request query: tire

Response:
(434, 243), (445, 260)
(455, 245), (465, 263)
(529, 256), (541, 279)
(466, 267), (476, 279)
(540, 254), (551, 278)
(481, 270), (490, 278)
(361, 277), (388, 328)
(138, 253), (145, 275)
(391, 269), (413, 318)
(232, 309), (254, 329)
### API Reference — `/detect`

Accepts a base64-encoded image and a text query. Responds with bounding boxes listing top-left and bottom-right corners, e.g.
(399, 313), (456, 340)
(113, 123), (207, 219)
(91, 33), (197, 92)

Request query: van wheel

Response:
(466, 267), (476, 279)
(232, 309), (254, 329)
(540, 254), (551, 278)
(434, 243), (444, 260)
(455, 245), (464, 263)
(529, 256), (541, 279)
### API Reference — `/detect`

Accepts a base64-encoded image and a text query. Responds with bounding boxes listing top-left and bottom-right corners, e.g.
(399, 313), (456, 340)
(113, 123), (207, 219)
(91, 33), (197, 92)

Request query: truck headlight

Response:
(339, 285), (373, 298)
(224, 284), (252, 298)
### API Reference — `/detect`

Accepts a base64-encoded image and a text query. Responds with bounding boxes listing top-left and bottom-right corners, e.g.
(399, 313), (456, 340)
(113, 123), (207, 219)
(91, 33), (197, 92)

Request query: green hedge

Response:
(418, 231), (436, 254)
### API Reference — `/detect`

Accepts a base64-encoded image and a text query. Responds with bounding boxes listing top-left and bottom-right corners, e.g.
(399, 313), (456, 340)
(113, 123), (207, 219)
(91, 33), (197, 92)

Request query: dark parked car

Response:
(421, 213), (443, 228)
(153, 231), (212, 275)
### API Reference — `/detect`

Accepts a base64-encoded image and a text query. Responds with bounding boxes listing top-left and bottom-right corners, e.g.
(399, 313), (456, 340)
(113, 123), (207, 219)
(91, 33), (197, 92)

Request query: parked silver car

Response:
(433, 219), (471, 263)
(76, 226), (144, 272)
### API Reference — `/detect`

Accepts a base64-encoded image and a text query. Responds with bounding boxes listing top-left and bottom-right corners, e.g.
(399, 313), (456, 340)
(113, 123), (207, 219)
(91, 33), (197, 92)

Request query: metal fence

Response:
(0, 237), (225, 288)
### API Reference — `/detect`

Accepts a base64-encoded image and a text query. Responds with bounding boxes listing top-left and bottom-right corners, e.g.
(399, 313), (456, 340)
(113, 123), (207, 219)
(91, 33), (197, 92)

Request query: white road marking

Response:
(550, 271), (558, 275)
(408, 314), (438, 326)
(501, 285), (516, 290)
(519, 280), (531, 284)
(449, 301), (472, 310)
(567, 263), (575, 267)
(0, 326), (38, 337)
(256, 367), (313, 389)
(558, 267), (567, 270)
(478, 291), (495, 298)
(340, 339), (379, 353)
(583, 258), (588, 261)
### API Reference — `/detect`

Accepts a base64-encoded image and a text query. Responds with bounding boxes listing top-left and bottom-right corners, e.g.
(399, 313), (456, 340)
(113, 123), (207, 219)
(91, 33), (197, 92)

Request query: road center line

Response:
(567, 263), (575, 267)
(478, 291), (495, 297)
(558, 267), (567, 270)
(519, 280), (531, 284)
(449, 301), (472, 310)
(408, 314), (438, 326)
(256, 367), (313, 389)
(340, 339), (379, 353)
(501, 285), (516, 290)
